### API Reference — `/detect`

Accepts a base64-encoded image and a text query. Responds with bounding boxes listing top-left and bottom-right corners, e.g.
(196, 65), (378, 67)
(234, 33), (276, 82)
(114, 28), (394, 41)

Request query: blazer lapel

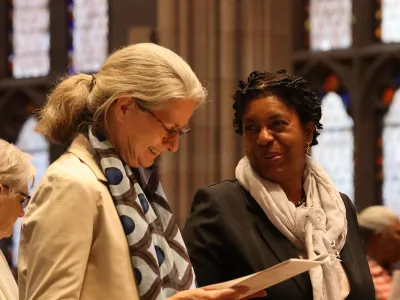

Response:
(245, 193), (312, 296)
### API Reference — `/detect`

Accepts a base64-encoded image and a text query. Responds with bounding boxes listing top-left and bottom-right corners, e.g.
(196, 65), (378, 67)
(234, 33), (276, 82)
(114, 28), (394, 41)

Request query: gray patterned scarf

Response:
(88, 126), (196, 300)
(236, 156), (348, 300)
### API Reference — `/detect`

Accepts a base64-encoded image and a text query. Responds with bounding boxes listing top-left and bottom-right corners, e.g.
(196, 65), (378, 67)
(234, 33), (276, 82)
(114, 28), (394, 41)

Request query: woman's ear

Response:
(0, 184), (5, 194)
(111, 97), (135, 122)
(304, 121), (315, 143)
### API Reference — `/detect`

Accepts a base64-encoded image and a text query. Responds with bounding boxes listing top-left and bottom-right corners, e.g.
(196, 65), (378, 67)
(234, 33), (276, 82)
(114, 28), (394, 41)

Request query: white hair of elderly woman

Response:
(0, 139), (35, 193)
(358, 205), (399, 233)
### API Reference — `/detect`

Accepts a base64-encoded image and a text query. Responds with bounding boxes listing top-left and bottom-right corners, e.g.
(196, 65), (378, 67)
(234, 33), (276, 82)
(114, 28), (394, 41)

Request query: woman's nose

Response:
(164, 134), (180, 152)
(257, 128), (274, 145)
(19, 206), (25, 217)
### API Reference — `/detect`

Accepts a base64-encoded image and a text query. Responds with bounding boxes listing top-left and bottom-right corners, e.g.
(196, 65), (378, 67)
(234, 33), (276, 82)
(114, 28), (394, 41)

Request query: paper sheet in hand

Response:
(206, 254), (329, 298)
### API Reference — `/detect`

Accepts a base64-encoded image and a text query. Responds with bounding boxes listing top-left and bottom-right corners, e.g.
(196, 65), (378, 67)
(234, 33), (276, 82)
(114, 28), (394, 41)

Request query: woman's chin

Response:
(140, 161), (155, 169)
(0, 226), (13, 239)
(125, 151), (158, 169)
(135, 156), (155, 169)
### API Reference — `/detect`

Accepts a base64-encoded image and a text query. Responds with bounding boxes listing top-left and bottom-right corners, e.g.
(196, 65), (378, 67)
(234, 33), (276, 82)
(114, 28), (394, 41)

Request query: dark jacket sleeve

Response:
(339, 193), (376, 300)
(183, 188), (227, 287)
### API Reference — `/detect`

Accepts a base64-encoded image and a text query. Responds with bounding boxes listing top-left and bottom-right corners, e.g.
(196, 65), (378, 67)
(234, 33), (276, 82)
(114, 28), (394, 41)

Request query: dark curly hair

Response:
(233, 69), (323, 146)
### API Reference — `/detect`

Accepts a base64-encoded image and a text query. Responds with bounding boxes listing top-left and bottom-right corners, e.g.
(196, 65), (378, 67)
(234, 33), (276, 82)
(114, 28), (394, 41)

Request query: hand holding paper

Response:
(167, 286), (266, 300)
(205, 254), (329, 299)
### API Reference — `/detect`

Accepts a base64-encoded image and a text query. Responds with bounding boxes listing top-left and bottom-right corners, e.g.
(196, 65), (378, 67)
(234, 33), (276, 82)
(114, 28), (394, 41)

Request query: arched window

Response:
(306, 0), (352, 51)
(312, 92), (355, 201)
(383, 89), (400, 215)
(9, 0), (50, 78)
(12, 117), (49, 267)
(68, 0), (109, 73)
(378, 0), (400, 43)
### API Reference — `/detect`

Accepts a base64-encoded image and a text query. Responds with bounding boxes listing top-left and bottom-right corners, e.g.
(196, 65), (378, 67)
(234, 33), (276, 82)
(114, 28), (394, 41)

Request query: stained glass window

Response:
(12, 117), (49, 267)
(68, 0), (109, 73)
(9, 0), (50, 78)
(383, 90), (400, 215)
(376, 0), (400, 43)
(306, 0), (353, 51)
(312, 92), (354, 201)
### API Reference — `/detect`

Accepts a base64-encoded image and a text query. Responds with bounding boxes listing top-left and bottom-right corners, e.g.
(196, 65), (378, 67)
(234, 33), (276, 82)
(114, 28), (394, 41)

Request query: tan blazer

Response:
(0, 252), (18, 300)
(18, 135), (139, 300)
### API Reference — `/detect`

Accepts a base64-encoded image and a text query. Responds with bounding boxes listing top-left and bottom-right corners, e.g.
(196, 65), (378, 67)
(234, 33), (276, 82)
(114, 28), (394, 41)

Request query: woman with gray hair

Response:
(358, 206), (400, 300)
(0, 139), (35, 300)
(18, 43), (265, 300)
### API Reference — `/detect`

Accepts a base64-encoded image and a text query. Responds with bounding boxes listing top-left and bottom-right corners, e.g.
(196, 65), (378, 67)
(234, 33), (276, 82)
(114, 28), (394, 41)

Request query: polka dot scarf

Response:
(88, 126), (196, 300)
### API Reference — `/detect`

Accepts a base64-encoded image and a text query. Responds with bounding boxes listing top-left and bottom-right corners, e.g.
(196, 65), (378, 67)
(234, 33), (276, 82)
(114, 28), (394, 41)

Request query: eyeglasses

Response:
(2, 184), (31, 209)
(145, 109), (191, 142)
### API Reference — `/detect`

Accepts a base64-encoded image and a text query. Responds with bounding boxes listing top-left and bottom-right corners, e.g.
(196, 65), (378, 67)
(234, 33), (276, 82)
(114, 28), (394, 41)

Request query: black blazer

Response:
(183, 180), (375, 300)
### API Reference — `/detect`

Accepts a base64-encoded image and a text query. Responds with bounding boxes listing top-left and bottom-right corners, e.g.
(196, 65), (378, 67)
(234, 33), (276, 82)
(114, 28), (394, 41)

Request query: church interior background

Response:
(1, 0), (400, 275)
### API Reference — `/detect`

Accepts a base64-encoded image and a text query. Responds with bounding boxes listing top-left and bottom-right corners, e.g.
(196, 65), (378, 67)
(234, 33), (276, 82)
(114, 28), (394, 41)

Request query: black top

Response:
(183, 180), (375, 300)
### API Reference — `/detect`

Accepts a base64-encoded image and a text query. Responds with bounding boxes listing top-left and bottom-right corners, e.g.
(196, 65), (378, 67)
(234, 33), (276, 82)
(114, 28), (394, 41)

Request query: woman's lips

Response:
(263, 153), (283, 163)
(263, 152), (281, 158)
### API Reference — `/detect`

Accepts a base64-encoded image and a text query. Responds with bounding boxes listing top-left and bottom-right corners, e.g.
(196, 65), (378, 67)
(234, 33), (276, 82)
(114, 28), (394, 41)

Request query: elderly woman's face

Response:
(0, 184), (26, 239)
(108, 97), (197, 168)
(242, 95), (314, 183)
(370, 222), (400, 264)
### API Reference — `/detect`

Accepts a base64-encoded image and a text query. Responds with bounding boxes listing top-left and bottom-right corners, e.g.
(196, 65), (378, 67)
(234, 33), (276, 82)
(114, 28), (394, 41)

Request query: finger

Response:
(230, 286), (250, 294)
(202, 285), (249, 294)
(205, 288), (242, 300)
(241, 290), (267, 299)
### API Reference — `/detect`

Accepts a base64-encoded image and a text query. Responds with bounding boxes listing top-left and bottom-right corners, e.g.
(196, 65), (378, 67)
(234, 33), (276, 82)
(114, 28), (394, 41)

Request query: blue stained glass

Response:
(68, 0), (109, 73)
(340, 92), (351, 108)
(10, 0), (50, 78)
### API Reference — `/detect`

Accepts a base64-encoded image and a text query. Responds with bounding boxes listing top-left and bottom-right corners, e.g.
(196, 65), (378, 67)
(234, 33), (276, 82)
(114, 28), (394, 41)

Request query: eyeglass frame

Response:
(135, 100), (191, 142)
(2, 184), (31, 209)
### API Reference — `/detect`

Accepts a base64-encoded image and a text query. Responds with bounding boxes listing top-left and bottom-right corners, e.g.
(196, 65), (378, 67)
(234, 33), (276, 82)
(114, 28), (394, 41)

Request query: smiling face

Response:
(106, 97), (197, 168)
(242, 94), (314, 184)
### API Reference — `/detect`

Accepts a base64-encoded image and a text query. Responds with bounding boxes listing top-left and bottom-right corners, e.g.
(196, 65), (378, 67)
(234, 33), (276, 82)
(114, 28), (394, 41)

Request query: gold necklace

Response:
(295, 195), (306, 207)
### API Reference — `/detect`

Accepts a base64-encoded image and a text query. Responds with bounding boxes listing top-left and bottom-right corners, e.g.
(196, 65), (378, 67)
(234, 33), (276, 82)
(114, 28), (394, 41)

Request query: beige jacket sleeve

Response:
(0, 251), (18, 300)
(19, 173), (100, 300)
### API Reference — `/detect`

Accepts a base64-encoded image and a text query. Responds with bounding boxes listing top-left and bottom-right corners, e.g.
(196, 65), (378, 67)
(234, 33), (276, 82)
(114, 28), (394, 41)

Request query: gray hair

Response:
(0, 139), (35, 193)
(358, 205), (399, 233)
(36, 43), (207, 144)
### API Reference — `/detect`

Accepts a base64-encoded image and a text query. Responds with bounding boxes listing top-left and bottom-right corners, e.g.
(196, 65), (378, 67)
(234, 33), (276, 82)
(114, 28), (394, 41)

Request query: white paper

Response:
(206, 254), (329, 298)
